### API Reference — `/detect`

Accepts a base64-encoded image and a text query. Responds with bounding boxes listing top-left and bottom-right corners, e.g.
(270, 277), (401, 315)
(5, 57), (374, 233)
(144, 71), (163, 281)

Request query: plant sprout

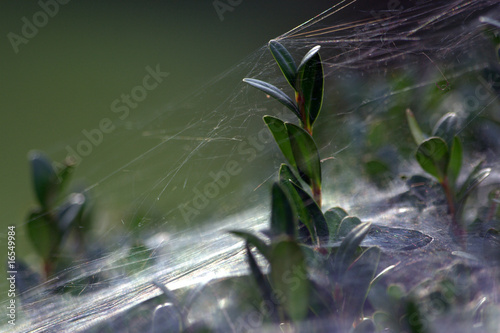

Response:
(406, 109), (491, 239)
(231, 41), (391, 330)
(26, 151), (92, 278)
(244, 40), (324, 207)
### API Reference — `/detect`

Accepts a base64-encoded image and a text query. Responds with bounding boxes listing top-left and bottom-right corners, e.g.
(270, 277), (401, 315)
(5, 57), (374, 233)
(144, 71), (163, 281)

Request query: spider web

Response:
(3, 0), (500, 331)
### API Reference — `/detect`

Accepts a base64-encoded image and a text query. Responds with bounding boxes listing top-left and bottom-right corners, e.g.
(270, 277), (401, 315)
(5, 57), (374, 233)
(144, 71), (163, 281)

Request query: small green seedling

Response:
(26, 151), (92, 278)
(406, 109), (491, 238)
(244, 40), (324, 207)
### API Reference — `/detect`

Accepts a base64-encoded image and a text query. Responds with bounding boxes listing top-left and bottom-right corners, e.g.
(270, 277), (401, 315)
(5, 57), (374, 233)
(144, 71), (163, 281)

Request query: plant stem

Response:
(312, 183), (322, 208)
(441, 177), (465, 243)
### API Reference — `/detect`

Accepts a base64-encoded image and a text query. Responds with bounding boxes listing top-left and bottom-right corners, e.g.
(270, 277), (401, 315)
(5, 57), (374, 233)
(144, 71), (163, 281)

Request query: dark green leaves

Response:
(456, 161), (491, 204)
(263, 116), (296, 168)
(26, 210), (61, 261)
(286, 123), (321, 189)
(333, 222), (372, 281)
(243, 78), (300, 119)
(29, 151), (59, 209)
(270, 183), (297, 239)
(269, 239), (310, 321)
(264, 116), (322, 207)
(269, 40), (297, 89)
(244, 42), (324, 133)
(416, 137), (449, 182)
(432, 112), (457, 147)
(295, 45), (324, 129)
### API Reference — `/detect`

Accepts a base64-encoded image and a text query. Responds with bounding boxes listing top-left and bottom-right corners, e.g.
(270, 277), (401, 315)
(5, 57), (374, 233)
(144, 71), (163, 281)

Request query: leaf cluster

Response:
(406, 109), (491, 234)
(26, 151), (92, 278)
(232, 42), (388, 330)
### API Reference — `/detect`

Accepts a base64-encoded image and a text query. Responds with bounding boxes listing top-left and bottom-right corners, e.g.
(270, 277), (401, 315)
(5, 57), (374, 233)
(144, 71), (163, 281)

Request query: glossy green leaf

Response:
(229, 230), (270, 260)
(243, 78), (300, 119)
(456, 161), (491, 204)
(415, 137), (449, 182)
(29, 151), (59, 208)
(279, 178), (315, 243)
(268, 40), (297, 90)
(337, 216), (363, 239)
(324, 207), (348, 243)
(271, 183), (297, 239)
(26, 210), (61, 260)
(296, 46), (324, 128)
(406, 109), (426, 145)
(432, 112), (458, 148)
(286, 123), (322, 189)
(278, 178), (328, 244)
(343, 247), (381, 320)
(447, 135), (462, 189)
(290, 182), (329, 240)
(263, 116), (296, 168)
(269, 239), (310, 321)
(333, 222), (371, 281)
(278, 163), (302, 188)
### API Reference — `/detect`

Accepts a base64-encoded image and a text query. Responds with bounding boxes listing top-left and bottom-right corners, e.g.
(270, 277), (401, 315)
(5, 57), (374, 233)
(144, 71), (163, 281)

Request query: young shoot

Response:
(406, 109), (491, 239)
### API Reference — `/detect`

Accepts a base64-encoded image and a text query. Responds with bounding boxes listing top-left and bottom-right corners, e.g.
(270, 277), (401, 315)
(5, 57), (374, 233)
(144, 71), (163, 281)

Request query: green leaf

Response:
(279, 179), (315, 243)
(26, 210), (61, 261)
(324, 207), (348, 243)
(286, 123), (322, 189)
(432, 112), (458, 148)
(269, 239), (310, 321)
(57, 193), (86, 231)
(456, 161), (491, 204)
(447, 136), (463, 189)
(243, 78), (300, 119)
(271, 183), (297, 239)
(333, 222), (371, 282)
(29, 151), (59, 208)
(343, 247), (381, 320)
(337, 216), (363, 239)
(279, 163), (302, 188)
(279, 178), (329, 244)
(291, 182), (328, 240)
(296, 46), (324, 128)
(405, 300), (425, 333)
(229, 230), (270, 260)
(245, 242), (273, 302)
(263, 116), (296, 168)
(268, 40), (297, 90)
(415, 137), (449, 182)
(406, 109), (426, 145)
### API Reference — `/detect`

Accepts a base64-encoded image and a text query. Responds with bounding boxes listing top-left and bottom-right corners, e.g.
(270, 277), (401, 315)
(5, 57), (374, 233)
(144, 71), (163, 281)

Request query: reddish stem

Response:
(441, 177), (465, 244)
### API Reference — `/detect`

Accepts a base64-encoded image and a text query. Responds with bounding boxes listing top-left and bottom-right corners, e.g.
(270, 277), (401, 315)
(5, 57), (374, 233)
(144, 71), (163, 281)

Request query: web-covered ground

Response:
(3, 0), (500, 332)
